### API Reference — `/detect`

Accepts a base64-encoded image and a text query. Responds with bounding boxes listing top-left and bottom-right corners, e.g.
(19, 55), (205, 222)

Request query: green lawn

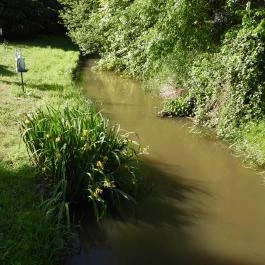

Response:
(0, 36), (80, 265)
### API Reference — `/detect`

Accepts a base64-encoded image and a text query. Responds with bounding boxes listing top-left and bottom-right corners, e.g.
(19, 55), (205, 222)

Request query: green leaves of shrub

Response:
(59, 0), (213, 79)
(164, 8), (265, 140)
(165, 97), (195, 117)
(20, 104), (142, 221)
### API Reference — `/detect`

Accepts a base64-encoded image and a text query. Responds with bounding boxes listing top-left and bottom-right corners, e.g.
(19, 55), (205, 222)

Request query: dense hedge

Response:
(59, 0), (265, 143)
(166, 7), (265, 140)
(59, 0), (214, 79)
(59, 1), (264, 80)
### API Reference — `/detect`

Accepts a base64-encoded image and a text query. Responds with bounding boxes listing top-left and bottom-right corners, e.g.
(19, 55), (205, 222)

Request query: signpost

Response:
(0, 28), (3, 42)
(15, 49), (28, 93)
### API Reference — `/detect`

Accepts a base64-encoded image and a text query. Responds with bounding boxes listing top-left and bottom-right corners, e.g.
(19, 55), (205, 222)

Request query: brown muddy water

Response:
(68, 60), (265, 265)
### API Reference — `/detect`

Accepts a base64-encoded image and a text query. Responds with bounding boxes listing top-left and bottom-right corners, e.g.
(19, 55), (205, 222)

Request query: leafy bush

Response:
(59, 0), (213, 79)
(164, 97), (195, 117)
(234, 121), (265, 167)
(20, 104), (142, 221)
(59, 0), (265, 85)
(164, 8), (265, 139)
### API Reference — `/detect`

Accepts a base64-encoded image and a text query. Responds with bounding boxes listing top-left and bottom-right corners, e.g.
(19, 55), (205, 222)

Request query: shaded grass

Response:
(12, 35), (79, 52)
(0, 36), (80, 264)
(0, 65), (16, 76)
(0, 163), (67, 265)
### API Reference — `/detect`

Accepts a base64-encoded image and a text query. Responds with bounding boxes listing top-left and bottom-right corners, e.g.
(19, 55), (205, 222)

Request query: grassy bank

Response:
(0, 35), (143, 265)
(0, 36), (80, 265)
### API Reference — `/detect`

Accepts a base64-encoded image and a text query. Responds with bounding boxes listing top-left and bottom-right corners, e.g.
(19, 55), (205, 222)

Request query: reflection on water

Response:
(68, 60), (265, 265)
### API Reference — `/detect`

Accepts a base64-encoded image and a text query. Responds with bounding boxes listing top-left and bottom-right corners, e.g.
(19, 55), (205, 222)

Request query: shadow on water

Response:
(0, 65), (15, 77)
(68, 159), (259, 265)
(189, 251), (261, 265)
(67, 158), (210, 265)
(134, 158), (209, 228)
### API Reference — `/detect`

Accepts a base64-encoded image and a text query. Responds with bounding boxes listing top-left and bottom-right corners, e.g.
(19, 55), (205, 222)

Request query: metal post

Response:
(21, 72), (25, 93)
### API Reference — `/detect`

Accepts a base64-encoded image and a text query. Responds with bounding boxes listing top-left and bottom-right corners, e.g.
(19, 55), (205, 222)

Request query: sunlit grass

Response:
(0, 36), (80, 265)
(0, 36), (80, 163)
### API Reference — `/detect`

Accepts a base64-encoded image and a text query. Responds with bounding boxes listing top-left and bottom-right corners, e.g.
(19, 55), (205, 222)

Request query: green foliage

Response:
(59, 0), (265, 165)
(234, 121), (265, 167)
(217, 15), (265, 137)
(59, 0), (213, 79)
(226, 0), (265, 12)
(20, 104), (142, 221)
(165, 8), (265, 140)
(164, 97), (194, 117)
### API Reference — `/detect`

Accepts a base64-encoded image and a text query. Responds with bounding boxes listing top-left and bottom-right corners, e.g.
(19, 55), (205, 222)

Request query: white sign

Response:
(15, 49), (27, 72)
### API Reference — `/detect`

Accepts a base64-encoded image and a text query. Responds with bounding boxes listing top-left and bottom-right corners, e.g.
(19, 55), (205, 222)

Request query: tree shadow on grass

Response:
(0, 162), (36, 196)
(0, 65), (15, 76)
(0, 162), (65, 264)
(1, 79), (24, 86)
(0, 163), (32, 262)
(1, 79), (65, 91)
(0, 162), (37, 246)
(12, 35), (79, 52)
(32, 83), (65, 91)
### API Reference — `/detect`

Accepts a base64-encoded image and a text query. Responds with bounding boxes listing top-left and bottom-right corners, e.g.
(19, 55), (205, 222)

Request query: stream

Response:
(69, 60), (265, 265)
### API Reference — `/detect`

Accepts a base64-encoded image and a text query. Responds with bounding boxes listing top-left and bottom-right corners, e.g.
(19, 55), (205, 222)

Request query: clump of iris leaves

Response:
(20, 102), (143, 224)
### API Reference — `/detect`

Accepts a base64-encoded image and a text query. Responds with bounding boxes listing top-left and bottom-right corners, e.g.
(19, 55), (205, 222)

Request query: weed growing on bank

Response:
(20, 104), (142, 221)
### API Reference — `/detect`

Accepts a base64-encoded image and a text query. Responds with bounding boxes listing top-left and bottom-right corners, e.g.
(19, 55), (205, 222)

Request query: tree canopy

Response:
(0, 0), (64, 39)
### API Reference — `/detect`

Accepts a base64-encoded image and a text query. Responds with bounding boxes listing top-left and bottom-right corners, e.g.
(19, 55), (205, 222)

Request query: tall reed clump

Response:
(20, 103), (142, 221)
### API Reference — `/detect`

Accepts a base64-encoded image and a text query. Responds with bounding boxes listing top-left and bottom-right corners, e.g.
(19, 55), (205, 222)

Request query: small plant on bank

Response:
(20, 103), (142, 221)
(164, 96), (195, 117)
